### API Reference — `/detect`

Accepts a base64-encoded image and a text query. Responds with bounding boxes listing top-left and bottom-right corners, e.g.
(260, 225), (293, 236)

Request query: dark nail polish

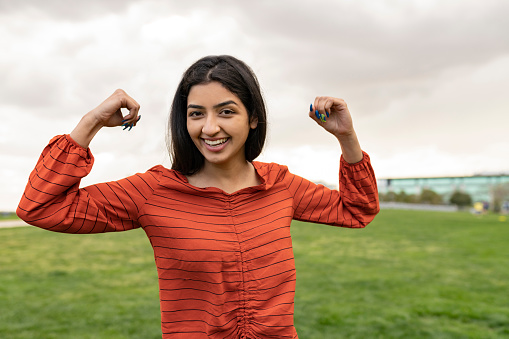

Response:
(326, 111), (330, 118)
(310, 104), (313, 112)
(315, 110), (320, 119)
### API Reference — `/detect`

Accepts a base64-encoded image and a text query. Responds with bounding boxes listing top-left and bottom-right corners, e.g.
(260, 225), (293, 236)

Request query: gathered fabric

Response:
(17, 134), (379, 338)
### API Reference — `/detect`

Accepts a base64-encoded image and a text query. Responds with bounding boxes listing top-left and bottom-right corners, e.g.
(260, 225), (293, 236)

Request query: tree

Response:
(396, 191), (418, 203)
(491, 183), (509, 213)
(419, 189), (443, 205)
(449, 191), (472, 208)
(383, 191), (398, 202)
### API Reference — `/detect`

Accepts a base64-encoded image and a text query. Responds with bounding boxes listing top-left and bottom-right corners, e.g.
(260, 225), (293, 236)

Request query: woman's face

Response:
(186, 81), (257, 169)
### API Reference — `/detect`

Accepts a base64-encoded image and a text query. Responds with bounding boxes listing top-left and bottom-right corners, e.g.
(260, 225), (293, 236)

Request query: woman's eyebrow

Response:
(213, 100), (238, 109)
(187, 100), (239, 110)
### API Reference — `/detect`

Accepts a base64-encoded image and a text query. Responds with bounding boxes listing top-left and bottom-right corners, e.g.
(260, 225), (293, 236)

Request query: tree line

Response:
(379, 189), (472, 207)
(379, 183), (509, 212)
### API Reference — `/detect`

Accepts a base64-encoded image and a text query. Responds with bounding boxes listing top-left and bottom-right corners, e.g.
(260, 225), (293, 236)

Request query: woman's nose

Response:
(202, 114), (220, 135)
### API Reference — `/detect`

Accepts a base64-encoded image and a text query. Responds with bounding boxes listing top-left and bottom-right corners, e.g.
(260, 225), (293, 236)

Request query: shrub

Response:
(449, 191), (472, 207)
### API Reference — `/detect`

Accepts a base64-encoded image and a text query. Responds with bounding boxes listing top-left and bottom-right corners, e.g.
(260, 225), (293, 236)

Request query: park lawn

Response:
(293, 210), (509, 338)
(1, 209), (508, 338)
(0, 212), (20, 220)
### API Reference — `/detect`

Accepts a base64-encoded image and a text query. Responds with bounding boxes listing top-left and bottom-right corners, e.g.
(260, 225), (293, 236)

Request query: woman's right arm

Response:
(16, 90), (154, 234)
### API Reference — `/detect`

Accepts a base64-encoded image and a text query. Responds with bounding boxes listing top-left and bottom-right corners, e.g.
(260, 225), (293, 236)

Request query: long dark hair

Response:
(167, 55), (267, 175)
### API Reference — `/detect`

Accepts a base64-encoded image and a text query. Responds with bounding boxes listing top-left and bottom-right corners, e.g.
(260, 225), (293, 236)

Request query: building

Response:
(377, 174), (509, 203)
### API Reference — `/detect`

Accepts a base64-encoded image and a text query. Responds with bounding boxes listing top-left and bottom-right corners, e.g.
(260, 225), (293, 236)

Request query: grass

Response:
(292, 210), (509, 338)
(0, 212), (20, 220)
(1, 210), (508, 338)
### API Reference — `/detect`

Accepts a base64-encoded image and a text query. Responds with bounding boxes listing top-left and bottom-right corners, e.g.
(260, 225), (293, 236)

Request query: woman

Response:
(17, 55), (379, 338)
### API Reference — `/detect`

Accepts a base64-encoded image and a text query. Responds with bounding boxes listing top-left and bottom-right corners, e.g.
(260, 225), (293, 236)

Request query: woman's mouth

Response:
(203, 138), (229, 146)
(202, 137), (230, 151)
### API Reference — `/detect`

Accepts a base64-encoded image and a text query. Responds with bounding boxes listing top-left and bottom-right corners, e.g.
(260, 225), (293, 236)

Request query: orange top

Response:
(17, 134), (379, 338)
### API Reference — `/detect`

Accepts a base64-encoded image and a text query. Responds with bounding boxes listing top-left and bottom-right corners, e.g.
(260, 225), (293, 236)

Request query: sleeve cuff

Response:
(340, 151), (370, 167)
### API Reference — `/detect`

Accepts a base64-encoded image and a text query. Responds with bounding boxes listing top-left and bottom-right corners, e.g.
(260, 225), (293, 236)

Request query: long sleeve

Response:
(16, 135), (157, 234)
(284, 151), (379, 228)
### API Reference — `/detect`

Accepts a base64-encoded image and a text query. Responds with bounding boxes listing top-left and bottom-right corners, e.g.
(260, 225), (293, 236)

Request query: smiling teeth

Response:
(204, 138), (228, 146)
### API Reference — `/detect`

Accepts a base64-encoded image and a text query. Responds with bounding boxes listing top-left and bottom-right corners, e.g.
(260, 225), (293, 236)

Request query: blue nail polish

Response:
(326, 111), (330, 118)
(315, 110), (320, 119)
(122, 119), (128, 123)
(136, 115), (141, 122)
(123, 124), (129, 130)
(128, 124), (133, 131)
(320, 115), (327, 123)
(310, 104), (313, 112)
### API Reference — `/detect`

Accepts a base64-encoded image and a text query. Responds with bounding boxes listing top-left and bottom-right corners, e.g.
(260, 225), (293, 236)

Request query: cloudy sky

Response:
(1, 0), (508, 211)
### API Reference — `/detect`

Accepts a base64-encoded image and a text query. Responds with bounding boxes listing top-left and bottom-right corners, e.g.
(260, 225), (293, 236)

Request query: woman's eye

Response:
(221, 109), (234, 115)
(188, 111), (202, 117)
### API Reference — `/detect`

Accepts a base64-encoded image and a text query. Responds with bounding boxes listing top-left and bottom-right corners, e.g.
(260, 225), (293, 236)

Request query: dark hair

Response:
(167, 55), (267, 175)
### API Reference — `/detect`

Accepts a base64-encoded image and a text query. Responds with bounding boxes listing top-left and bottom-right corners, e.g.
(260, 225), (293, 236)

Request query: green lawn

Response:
(1, 210), (508, 338)
(0, 212), (19, 220)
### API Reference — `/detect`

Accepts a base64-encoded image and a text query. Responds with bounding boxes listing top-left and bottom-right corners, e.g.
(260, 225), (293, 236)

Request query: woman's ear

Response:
(250, 116), (258, 129)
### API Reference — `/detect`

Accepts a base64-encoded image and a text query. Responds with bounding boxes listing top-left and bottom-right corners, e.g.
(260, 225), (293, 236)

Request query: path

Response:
(0, 219), (29, 228)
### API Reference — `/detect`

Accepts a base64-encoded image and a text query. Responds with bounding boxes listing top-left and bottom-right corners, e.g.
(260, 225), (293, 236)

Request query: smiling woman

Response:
(169, 56), (267, 178)
(16, 55), (379, 338)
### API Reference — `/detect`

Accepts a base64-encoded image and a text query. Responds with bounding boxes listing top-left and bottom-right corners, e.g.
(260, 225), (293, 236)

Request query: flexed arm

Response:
(284, 97), (379, 227)
(17, 90), (155, 233)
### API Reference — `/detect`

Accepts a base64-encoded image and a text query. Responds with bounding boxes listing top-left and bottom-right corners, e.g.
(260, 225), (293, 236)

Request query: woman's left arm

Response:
(282, 97), (379, 228)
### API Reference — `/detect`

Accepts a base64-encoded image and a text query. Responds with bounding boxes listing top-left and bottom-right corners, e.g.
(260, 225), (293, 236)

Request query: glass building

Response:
(377, 175), (509, 203)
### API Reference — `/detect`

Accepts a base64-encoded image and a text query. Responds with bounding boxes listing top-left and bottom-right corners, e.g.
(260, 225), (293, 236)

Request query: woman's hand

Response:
(88, 89), (141, 128)
(309, 96), (363, 163)
(309, 97), (353, 138)
(70, 89), (141, 148)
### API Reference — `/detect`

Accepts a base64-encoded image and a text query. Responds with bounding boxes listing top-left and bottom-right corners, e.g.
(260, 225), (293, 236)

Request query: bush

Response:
(419, 189), (443, 205)
(396, 191), (418, 203)
(449, 191), (472, 207)
(382, 191), (397, 202)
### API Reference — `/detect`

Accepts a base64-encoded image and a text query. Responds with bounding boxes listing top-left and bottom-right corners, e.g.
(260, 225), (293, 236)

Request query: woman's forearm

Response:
(70, 112), (104, 149)
(336, 131), (363, 164)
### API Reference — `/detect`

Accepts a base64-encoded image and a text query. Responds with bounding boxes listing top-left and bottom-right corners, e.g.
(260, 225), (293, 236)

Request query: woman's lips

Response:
(202, 137), (230, 151)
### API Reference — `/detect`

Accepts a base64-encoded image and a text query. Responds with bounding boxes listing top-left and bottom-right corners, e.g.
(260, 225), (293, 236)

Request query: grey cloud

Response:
(231, 1), (509, 80)
(0, 0), (138, 20)
(0, 64), (64, 108)
(233, 0), (509, 116)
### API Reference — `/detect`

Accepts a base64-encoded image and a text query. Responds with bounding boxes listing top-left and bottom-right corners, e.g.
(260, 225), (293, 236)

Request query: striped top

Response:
(17, 134), (379, 338)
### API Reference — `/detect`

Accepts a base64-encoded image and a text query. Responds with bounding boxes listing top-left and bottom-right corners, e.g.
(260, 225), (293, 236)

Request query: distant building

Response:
(377, 175), (509, 203)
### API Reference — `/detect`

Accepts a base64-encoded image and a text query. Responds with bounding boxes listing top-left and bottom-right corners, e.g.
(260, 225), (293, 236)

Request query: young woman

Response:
(17, 55), (379, 338)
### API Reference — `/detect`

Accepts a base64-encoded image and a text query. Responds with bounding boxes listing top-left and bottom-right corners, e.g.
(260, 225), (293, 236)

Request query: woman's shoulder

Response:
(127, 164), (188, 190)
(143, 164), (185, 182)
(252, 161), (292, 187)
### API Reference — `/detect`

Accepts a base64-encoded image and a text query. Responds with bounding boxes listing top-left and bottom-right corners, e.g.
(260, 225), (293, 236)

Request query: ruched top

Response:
(17, 134), (379, 338)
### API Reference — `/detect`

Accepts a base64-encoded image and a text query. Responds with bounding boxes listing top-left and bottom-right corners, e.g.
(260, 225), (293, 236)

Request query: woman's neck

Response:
(187, 160), (260, 194)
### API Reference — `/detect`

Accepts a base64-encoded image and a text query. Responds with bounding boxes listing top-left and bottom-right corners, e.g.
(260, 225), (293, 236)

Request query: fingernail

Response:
(326, 111), (330, 118)
(123, 125), (129, 130)
(320, 115), (327, 122)
(128, 124), (133, 131)
(315, 110), (320, 119)
(122, 119), (128, 123)
(310, 104), (313, 112)
(137, 115), (141, 122)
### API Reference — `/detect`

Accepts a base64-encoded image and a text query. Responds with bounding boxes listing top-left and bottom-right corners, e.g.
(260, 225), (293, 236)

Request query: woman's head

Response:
(168, 55), (267, 175)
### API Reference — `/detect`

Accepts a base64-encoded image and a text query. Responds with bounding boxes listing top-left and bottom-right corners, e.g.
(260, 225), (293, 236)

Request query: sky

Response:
(1, 0), (508, 211)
